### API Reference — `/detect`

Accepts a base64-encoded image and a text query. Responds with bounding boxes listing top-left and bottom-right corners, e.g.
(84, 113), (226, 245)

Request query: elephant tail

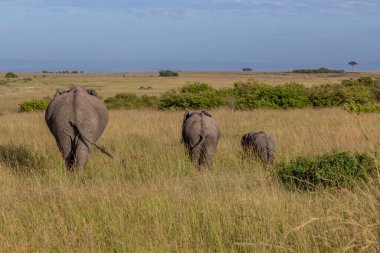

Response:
(190, 112), (206, 151)
(70, 121), (113, 159)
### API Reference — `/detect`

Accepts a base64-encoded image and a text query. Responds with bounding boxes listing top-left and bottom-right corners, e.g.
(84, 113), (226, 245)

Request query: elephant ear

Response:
(54, 88), (68, 98)
(183, 109), (190, 125)
(86, 89), (98, 97)
(201, 110), (212, 117)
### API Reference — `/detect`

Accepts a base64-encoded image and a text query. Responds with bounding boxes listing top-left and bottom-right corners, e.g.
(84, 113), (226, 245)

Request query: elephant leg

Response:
(200, 146), (215, 168)
(57, 136), (75, 171)
(190, 147), (201, 167)
(74, 140), (89, 169)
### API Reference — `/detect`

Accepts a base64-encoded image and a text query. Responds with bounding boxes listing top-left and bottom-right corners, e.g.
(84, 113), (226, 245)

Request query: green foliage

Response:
(233, 79), (310, 109)
(102, 77), (380, 112)
(0, 144), (47, 173)
(276, 152), (376, 190)
(159, 70), (179, 77)
(19, 98), (50, 112)
(292, 68), (344, 73)
(159, 82), (225, 110)
(104, 93), (159, 110)
(22, 77), (32, 82)
(138, 86), (152, 90)
(344, 101), (380, 114)
(308, 84), (344, 107)
(5, 72), (18, 78)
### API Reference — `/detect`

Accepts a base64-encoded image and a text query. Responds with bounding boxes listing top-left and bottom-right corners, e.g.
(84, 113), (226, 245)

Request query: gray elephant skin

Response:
(182, 110), (221, 167)
(45, 86), (112, 170)
(241, 131), (275, 164)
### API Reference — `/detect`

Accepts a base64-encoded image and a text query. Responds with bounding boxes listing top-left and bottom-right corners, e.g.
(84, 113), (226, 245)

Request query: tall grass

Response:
(0, 109), (379, 251)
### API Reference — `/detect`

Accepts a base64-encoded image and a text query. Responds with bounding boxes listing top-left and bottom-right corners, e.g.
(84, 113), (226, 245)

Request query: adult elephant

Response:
(182, 110), (221, 168)
(45, 87), (112, 170)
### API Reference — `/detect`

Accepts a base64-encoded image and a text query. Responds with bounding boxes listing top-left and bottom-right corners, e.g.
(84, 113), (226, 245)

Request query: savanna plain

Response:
(0, 71), (380, 252)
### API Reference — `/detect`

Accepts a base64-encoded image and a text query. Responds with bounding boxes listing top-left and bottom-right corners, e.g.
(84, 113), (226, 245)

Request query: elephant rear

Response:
(182, 110), (221, 167)
(45, 87), (110, 170)
(241, 131), (275, 164)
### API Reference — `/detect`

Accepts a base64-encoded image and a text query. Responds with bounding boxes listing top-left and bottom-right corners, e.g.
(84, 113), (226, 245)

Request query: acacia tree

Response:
(348, 61), (358, 71)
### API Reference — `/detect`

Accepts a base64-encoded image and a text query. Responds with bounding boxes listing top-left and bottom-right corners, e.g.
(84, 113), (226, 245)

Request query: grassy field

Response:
(0, 72), (380, 252)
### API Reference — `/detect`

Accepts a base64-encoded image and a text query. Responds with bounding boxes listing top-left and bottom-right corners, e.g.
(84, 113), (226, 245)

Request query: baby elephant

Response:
(182, 110), (221, 168)
(241, 131), (275, 164)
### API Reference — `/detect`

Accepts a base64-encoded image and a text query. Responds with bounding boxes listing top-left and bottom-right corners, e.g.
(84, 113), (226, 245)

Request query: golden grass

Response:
(1, 71), (380, 113)
(0, 109), (379, 252)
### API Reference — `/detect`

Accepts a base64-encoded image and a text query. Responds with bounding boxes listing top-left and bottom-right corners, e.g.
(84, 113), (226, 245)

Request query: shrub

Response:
(19, 98), (50, 112)
(344, 101), (380, 114)
(104, 93), (159, 110)
(159, 83), (225, 110)
(341, 85), (377, 105)
(341, 76), (378, 86)
(5, 72), (17, 78)
(276, 151), (376, 190)
(138, 86), (152, 90)
(232, 79), (309, 109)
(308, 84), (344, 107)
(23, 77), (32, 82)
(159, 70), (178, 77)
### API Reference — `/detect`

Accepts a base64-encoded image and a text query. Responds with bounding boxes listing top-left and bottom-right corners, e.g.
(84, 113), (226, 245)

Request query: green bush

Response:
(5, 72), (17, 78)
(22, 77), (32, 82)
(232, 79), (310, 109)
(19, 98), (50, 112)
(105, 77), (380, 112)
(159, 70), (178, 77)
(159, 83), (225, 110)
(344, 101), (380, 114)
(276, 151), (376, 190)
(104, 93), (159, 110)
(308, 84), (344, 107)
(341, 76), (378, 86)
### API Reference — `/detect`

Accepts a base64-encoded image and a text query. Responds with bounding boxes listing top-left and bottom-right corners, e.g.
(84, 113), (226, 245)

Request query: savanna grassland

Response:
(0, 72), (380, 252)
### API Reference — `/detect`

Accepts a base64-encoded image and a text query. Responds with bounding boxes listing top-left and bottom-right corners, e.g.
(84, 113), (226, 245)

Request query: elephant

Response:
(45, 86), (112, 170)
(181, 110), (221, 168)
(241, 131), (275, 164)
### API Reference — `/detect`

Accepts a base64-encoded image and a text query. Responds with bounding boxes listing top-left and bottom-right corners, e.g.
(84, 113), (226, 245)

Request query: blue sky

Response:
(0, 0), (379, 71)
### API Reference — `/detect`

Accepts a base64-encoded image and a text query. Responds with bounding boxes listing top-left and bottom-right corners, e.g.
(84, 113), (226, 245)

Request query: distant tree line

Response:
(41, 70), (84, 74)
(292, 68), (344, 74)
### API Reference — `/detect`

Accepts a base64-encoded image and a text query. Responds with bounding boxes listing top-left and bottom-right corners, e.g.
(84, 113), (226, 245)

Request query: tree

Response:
(348, 61), (358, 71)
(5, 72), (17, 78)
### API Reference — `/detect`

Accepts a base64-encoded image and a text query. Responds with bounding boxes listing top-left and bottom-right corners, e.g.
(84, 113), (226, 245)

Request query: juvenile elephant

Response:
(182, 110), (221, 167)
(45, 86), (112, 170)
(241, 131), (275, 164)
